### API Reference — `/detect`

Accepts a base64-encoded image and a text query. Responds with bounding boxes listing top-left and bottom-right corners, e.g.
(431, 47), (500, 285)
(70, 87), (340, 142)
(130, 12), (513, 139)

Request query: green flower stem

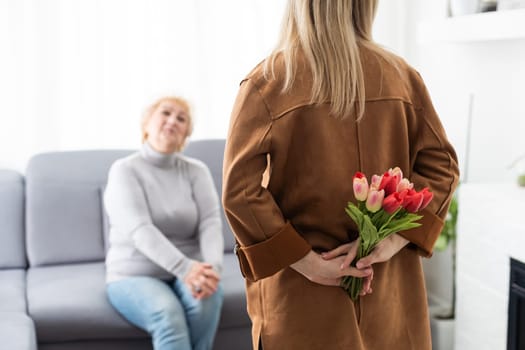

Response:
(341, 238), (370, 301)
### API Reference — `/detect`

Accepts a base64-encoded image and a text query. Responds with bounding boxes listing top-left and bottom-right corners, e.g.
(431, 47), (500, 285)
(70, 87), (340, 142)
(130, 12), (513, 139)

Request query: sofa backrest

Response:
(0, 170), (26, 268)
(183, 139), (235, 252)
(25, 139), (233, 267)
(25, 150), (133, 267)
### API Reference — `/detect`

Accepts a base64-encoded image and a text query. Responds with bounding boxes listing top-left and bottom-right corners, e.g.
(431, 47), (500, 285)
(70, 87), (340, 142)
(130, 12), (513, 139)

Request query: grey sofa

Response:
(0, 139), (251, 350)
(0, 169), (38, 350)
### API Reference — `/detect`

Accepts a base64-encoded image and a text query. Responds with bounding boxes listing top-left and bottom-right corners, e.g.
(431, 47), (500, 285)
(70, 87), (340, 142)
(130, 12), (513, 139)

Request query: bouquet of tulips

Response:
(341, 167), (433, 300)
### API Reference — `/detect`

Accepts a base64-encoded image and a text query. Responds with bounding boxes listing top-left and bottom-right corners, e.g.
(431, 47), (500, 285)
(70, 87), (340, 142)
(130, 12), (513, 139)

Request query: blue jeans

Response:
(107, 276), (223, 350)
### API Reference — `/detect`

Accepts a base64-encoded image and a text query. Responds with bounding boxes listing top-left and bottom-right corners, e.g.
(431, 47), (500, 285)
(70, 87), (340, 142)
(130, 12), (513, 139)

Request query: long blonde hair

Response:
(265, 0), (380, 120)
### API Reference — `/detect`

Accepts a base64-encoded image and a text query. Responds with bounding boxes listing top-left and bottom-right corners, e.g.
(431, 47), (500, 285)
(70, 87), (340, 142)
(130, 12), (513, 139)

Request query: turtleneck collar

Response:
(140, 142), (178, 168)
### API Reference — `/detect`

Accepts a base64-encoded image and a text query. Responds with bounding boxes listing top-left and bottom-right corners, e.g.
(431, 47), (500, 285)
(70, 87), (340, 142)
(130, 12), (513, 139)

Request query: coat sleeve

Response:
(399, 72), (460, 257)
(222, 79), (311, 281)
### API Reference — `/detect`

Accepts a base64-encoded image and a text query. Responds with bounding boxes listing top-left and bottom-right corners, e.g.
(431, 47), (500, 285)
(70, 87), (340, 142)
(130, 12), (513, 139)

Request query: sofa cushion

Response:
(0, 169), (26, 268)
(218, 254), (250, 329)
(25, 150), (132, 266)
(0, 312), (37, 350)
(27, 262), (148, 343)
(38, 339), (153, 350)
(0, 269), (26, 312)
(27, 257), (249, 342)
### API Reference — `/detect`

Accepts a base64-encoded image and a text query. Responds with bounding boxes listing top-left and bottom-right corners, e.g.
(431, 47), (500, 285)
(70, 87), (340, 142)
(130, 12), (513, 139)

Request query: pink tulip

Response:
(370, 174), (382, 191)
(389, 167), (403, 180)
(352, 172), (369, 202)
(396, 178), (413, 192)
(382, 192), (403, 214)
(366, 189), (385, 213)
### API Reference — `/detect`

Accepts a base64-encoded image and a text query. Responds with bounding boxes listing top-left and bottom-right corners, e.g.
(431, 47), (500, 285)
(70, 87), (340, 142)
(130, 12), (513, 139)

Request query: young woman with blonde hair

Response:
(223, 1), (459, 349)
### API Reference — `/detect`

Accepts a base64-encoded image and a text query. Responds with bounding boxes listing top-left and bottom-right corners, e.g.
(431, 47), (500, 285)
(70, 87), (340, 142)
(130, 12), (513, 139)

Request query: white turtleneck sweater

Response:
(104, 142), (224, 283)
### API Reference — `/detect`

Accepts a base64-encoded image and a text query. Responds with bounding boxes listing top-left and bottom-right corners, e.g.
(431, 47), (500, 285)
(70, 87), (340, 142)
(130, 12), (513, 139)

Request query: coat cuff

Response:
(397, 208), (444, 257)
(235, 222), (311, 282)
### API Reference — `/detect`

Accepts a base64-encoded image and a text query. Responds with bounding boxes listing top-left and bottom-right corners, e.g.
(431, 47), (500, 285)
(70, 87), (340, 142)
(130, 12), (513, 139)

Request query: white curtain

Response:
(0, 0), (407, 171)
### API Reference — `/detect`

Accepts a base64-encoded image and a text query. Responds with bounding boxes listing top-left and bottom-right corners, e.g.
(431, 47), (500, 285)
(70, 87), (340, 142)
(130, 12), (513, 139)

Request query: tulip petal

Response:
(366, 189), (385, 213)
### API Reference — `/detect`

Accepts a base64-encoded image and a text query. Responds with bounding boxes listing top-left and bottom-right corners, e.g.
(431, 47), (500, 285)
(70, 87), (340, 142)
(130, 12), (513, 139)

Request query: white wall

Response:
(0, 0), (409, 172)
(418, 39), (525, 184)
(410, 2), (525, 184)
(0, 0), (286, 170)
(385, 0), (525, 185)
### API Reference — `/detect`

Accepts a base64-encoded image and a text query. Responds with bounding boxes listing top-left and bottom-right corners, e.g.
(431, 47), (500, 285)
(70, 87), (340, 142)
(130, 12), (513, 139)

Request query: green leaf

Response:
(360, 215), (379, 254)
(379, 222), (422, 238)
(377, 213), (423, 239)
(345, 203), (364, 226)
(377, 208), (404, 233)
(434, 234), (448, 251)
(371, 210), (390, 228)
(434, 192), (459, 250)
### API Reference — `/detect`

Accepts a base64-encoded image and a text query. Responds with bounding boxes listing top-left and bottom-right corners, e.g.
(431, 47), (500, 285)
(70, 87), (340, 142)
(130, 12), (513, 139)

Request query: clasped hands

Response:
(291, 233), (409, 296)
(184, 262), (220, 300)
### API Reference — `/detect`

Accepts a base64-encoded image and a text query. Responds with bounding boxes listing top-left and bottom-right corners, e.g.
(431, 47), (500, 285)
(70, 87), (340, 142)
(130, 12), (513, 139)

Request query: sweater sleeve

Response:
(222, 79), (312, 282)
(399, 73), (460, 257)
(104, 160), (195, 278)
(190, 161), (224, 274)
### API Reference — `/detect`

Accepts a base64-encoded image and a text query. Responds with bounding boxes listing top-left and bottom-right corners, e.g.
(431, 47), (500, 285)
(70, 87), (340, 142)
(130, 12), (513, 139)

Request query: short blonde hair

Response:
(141, 96), (194, 147)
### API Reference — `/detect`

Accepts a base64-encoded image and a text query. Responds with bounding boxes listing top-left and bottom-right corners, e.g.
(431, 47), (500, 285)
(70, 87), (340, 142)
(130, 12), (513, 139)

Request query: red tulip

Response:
(382, 192), (403, 214)
(419, 188), (434, 210)
(400, 188), (413, 204)
(402, 189), (424, 213)
(378, 172), (400, 196)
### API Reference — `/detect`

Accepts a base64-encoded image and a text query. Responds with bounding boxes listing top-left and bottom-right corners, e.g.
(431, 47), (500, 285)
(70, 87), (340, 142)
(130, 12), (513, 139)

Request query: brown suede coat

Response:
(222, 46), (459, 350)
